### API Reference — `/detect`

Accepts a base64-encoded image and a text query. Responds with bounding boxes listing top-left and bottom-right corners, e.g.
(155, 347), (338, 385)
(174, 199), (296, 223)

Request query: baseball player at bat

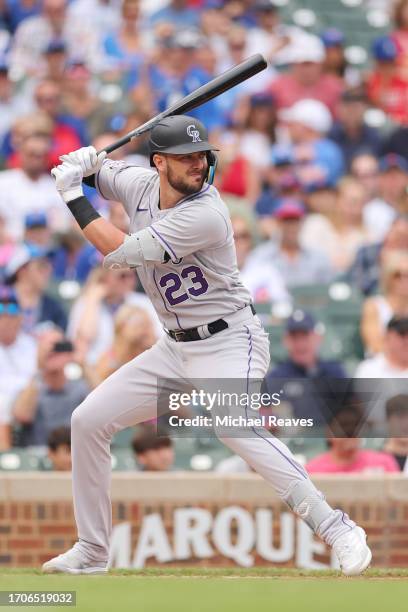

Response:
(42, 115), (372, 575)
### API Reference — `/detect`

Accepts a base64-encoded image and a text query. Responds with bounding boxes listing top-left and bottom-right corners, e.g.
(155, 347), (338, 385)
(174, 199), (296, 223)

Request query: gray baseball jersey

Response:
(95, 159), (252, 330)
(48, 159), (358, 569)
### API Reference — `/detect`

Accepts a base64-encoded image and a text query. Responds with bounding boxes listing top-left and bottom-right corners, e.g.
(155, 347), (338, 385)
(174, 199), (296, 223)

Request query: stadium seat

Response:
(0, 449), (42, 471)
(253, 302), (274, 326)
(111, 448), (137, 471)
(290, 283), (331, 314)
(266, 324), (287, 364)
(112, 426), (138, 449)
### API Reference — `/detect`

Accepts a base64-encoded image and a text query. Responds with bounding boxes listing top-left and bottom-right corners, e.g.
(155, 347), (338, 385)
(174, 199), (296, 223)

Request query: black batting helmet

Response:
(148, 115), (218, 161)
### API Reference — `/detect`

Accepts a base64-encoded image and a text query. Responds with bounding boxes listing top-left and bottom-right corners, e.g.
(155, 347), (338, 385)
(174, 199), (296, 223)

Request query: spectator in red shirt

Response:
(306, 404), (400, 474)
(267, 34), (344, 116)
(366, 36), (408, 126)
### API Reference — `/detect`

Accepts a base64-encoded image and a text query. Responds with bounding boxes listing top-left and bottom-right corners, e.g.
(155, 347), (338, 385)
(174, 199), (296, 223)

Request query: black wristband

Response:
(83, 174), (96, 188)
(67, 195), (101, 229)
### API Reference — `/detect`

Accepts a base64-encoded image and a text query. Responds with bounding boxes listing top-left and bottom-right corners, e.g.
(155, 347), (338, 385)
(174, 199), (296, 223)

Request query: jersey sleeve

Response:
(95, 159), (153, 214)
(148, 203), (228, 261)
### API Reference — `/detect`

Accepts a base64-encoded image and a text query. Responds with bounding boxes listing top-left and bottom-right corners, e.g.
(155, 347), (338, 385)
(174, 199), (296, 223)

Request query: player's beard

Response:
(167, 165), (206, 195)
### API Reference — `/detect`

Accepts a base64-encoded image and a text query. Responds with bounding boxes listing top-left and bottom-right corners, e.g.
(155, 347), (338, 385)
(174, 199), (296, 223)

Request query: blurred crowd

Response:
(0, 0), (407, 474)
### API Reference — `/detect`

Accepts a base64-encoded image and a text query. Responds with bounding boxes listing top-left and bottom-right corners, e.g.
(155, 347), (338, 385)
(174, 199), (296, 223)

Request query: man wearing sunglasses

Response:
(0, 286), (37, 449)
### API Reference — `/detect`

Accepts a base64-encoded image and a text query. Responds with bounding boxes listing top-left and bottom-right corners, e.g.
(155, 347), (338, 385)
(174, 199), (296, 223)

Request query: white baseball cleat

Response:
(42, 544), (108, 575)
(332, 526), (372, 576)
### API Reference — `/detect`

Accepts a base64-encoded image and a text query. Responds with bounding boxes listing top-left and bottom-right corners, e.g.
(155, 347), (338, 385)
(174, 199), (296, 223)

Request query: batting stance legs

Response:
(42, 312), (371, 575)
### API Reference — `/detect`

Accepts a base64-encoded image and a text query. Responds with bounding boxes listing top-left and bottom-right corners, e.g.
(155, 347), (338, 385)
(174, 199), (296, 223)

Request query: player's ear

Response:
(152, 153), (166, 173)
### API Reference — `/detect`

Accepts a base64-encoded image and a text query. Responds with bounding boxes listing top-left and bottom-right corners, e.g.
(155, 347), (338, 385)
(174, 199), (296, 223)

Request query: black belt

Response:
(166, 304), (256, 343)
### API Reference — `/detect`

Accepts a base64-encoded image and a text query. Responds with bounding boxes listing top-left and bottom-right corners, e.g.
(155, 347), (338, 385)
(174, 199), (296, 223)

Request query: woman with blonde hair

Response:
(94, 303), (157, 385)
(361, 250), (408, 355)
(301, 175), (375, 272)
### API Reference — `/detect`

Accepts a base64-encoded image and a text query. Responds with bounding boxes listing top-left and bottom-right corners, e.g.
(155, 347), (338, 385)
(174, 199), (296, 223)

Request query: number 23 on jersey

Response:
(159, 265), (209, 306)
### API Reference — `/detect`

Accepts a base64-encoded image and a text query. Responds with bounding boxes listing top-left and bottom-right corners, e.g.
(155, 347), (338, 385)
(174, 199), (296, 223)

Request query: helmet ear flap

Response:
(206, 151), (218, 185)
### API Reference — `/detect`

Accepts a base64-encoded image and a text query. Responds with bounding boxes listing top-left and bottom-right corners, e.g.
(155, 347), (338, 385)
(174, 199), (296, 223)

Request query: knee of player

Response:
(71, 401), (97, 435)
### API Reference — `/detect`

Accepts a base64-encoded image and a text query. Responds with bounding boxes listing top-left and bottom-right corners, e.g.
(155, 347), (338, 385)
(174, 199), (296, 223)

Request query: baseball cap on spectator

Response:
(273, 198), (305, 220)
(254, 0), (278, 11)
(109, 114), (127, 133)
(5, 243), (53, 284)
(379, 154), (408, 173)
(280, 99), (333, 133)
(288, 36), (325, 64)
(286, 310), (317, 333)
(372, 36), (398, 62)
(321, 28), (345, 48)
(387, 316), (408, 335)
(250, 92), (276, 107)
(44, 39), (66, 55)
(24, 212), (48, 229)
(0, 285), (21, 315)
(271, 145), (294, 166)
(303, 175), (336, 193)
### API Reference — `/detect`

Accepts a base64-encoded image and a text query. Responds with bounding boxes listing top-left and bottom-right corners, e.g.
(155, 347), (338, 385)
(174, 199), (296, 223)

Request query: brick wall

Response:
(0, 473), (407, 568)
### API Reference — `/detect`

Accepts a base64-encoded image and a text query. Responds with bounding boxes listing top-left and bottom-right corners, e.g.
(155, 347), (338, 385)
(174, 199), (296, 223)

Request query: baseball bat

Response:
(100, 54), (267, 155)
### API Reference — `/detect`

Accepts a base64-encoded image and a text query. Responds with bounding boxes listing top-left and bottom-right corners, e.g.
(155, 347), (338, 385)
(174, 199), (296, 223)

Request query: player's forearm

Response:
(82, 216), (126, 256)
(52, 156), (126, 255)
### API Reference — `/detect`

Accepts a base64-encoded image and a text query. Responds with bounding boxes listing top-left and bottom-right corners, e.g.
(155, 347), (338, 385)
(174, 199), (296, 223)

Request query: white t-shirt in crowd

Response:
(0, 169), (71, 240)
(355, 354), (408, 379)
(240, 259), (290, 304)
(0, 332), (38, 424)
(363, 198), (397, 242)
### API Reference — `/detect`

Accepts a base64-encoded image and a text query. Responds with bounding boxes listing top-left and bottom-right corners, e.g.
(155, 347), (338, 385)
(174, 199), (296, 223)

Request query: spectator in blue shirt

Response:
(102, 0), (146, 91)
(13, 326), (89, 447)
(262, 310), (348, 425)
(329, 88), (383, 168)
(5, 243), (67, 332)
(149, 0), (199, 29)
(146, 30), (225, 132)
